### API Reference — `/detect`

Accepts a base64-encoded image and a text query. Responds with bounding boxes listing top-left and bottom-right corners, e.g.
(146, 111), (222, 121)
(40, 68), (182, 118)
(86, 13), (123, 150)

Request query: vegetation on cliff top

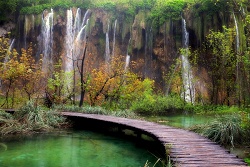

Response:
(1, 0), (248, 27)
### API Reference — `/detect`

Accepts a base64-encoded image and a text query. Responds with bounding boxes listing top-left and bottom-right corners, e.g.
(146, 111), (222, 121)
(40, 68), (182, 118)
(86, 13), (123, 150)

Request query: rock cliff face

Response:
(0, 22), (15, 37)
(12, 7), (245, 103)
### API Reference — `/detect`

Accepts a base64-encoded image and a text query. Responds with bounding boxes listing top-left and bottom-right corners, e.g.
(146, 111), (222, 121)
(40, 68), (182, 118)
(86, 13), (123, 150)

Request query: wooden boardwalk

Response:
(61, 112), (247, 167)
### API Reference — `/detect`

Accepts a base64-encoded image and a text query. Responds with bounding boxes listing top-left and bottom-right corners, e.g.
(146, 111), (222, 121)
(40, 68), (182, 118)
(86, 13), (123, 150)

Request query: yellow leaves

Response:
(0, 38), (44, 106)
(84, 55), (155, 106)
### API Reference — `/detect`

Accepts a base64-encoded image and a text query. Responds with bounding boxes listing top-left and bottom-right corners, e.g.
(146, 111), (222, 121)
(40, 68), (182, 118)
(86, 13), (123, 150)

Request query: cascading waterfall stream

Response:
(112, 19), (117, 58)
(64, 9), (90, 96)
(74, 9), (90, 49)
(65, 9), (90, 70)
(125, 38), (131, 71)
(41, 9), (54, 74)
(65, 9), (74, 72)
(5, 39), (15, 63)
(233, 13), (240, 54)
(105, 23), (110, 65)
(233, 12), (241, 104)
(65, 8), (83, 72)
(125, 55), (130, 71)
(73, 8), (82, 38)
(181, 18), (195, 103)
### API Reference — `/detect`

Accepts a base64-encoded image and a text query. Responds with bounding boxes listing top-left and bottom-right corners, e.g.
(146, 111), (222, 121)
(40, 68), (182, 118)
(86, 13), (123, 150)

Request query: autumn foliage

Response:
(0, 38), (44, 108)
(84, 55), (154, 109)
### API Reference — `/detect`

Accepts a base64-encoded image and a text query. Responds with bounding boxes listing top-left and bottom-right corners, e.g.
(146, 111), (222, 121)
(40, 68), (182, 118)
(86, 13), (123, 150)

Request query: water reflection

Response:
(145, 113), (213, 129)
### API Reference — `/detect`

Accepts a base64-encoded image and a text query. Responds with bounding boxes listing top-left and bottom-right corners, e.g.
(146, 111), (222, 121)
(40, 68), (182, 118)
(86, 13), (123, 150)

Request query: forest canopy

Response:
(1, 0), (249, 24)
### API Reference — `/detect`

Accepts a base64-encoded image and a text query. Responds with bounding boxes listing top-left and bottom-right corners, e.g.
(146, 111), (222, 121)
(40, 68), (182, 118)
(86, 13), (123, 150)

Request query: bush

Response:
(184, 104), (240, 114)
(131, 95), (185, 114)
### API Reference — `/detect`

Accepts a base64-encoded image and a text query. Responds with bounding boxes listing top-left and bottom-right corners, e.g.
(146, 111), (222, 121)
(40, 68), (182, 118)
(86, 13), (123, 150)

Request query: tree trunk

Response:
(79, 39), (88, 107)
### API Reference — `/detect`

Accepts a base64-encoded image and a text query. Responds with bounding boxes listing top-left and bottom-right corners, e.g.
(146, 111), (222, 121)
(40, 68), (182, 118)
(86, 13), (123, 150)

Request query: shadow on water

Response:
(0, 129), (165, 167)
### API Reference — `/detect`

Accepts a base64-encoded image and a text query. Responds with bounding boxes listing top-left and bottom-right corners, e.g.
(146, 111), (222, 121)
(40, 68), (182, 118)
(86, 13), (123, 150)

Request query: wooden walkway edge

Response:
(61, 112), (247, 167)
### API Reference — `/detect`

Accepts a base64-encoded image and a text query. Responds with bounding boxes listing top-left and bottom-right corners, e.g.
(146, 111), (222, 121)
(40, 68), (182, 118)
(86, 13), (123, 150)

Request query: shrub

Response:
(131, 95), (185, 114)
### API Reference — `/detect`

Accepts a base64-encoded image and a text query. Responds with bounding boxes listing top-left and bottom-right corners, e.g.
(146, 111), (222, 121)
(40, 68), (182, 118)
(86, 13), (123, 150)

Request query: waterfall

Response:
(125, 38), (131, 71)
(65, 9), (90, 71)
(65, 9), (74, 72)
(112, 19), (117, 58)
(233, 13), (240, 53)
(74, 9), (90, 58)
(61, 9), (90, 101)
(144, 27), (153, 78)
(105, 23), (110, 64)
(5, 39), (15, 62)
(75, 9), (90, 42)
(64, 8), (83, 71)
(73, 8), (82, 37)
(181, 18), (195, 103)
(234, 12), (241, 104)
(81, 9), (90, 28)
(125, 55), (130, 71)
(9, 39), (15, 52)
(41, 9), (54, 74)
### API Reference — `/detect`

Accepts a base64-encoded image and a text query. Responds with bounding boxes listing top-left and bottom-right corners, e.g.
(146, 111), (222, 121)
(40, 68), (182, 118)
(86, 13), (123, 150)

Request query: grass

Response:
(0, 101), (67, 135)
(53, 104), (139, 118)
(244, 158), (250, 166)
(190, 114), (244, 147)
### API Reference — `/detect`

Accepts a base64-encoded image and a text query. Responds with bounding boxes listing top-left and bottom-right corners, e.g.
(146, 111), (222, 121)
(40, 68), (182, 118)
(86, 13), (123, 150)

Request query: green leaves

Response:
(149, 0), (186, 27)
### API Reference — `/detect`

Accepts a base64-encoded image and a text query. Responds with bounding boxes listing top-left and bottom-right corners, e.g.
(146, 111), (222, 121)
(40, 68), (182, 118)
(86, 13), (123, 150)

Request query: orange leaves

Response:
(84, 55), (155, 108)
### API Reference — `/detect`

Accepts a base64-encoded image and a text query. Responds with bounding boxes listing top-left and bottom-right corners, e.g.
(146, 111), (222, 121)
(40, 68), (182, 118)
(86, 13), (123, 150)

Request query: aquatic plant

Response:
(0, 101), (66, 135)
(191, 114), (244, 147)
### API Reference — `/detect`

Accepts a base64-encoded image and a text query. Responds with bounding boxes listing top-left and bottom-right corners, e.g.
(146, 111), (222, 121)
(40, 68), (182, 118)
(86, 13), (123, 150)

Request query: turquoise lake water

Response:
(0, 130), (161, 167)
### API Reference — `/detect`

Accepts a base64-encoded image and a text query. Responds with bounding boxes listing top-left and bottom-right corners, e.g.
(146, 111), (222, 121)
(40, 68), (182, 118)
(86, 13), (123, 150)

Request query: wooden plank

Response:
(61, 112), (247, 166)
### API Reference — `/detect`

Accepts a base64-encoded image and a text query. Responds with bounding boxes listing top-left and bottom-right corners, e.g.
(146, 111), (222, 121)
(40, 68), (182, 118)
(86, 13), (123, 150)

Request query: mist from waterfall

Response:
(181, 18), (195, 103)
(41, 9), (54, 74)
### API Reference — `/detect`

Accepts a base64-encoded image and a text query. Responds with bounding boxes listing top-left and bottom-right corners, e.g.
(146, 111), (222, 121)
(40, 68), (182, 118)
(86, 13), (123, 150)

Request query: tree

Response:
(46, 61), (74, 107)
(18, 46), (44, 101)
(84, 55), (155, 109)
(205, 27), (236, 105)
(85, 56), (128, 106)
(0, 40), (44, 108)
